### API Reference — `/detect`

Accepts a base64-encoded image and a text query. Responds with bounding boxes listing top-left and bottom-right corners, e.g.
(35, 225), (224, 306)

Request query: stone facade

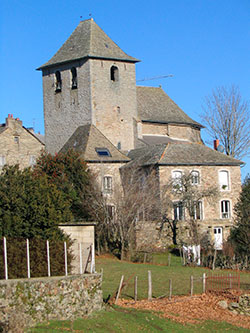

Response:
(88, 162), (124, 198)
(91, 59), (137, 151)
(0, 274), (102, 332)
(42, 59), (137, 154)
(135, 164), (242, 250)
(0, 115), (44, 170)
(42, 60), (92, 154)
(141, 123), (202, 143)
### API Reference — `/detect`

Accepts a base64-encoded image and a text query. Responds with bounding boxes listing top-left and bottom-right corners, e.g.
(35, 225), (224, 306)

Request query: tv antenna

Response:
(136, 74), (173, 82)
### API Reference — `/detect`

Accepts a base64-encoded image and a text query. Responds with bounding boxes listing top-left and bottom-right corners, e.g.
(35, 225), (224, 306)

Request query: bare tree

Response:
(201, 85), (250, 159)
(87, 165), (161, 260)
(161, 173), (218, 246)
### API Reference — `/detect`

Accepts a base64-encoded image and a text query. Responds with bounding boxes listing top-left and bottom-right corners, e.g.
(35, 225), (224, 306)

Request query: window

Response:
(173, 202), (185, 221)
(110, 66), (119, 81)
(55, 71), (62, 92)
(29, 155), (36, 167)
(221, 200), (230, 219)
(191, 171), (200, 185)
(172, 170), (182, 191)
(117, 142), (121, 150)
(14, 136), (19, 144)
(193, 201), (203, 220)
(106, 205), (115, 220)
(95, 148), (111, 157)
(219, 170), (229, 190)
(71, 67), (77, 89)
(103, 176), (112, 194)
(0, 156), (6, 167)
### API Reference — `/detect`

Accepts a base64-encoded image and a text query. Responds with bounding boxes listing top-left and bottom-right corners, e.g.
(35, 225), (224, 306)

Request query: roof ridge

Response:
(159, 143), (169, 162)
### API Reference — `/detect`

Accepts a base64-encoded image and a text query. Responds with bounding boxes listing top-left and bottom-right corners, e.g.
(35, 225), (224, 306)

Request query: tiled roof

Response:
(137, 86), (203, 127)
(127, 142), (243, 167)
(38, 19), (139, 70)
(60, 124), (130, 163)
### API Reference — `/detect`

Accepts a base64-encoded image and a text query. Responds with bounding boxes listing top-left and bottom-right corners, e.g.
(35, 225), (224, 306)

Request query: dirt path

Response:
(116, 291), (250, 329)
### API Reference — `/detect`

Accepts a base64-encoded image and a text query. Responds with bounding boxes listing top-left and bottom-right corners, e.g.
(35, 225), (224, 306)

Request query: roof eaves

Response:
(157, 162), (243, 166)
(37, 55), (140, 70)
(141, 119), (204, 128)
(87, 159), (130, 164)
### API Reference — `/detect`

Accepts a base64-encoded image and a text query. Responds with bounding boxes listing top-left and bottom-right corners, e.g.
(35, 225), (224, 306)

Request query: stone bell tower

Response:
(37, 19), (139, 154)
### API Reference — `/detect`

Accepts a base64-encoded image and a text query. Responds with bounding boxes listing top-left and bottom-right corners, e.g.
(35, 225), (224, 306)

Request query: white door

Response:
(214, 227), (223, 250)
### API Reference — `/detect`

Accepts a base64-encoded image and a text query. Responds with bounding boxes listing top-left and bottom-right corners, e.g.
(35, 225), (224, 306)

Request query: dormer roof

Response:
(38, 19), (139, 70)
(59, 124), (130, 163)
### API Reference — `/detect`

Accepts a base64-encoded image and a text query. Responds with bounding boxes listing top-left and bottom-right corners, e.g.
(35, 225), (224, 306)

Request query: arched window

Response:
(172, 170), (182, 191)
(71, 67), (77, 89)
(55, 71), (62, 92)
(191, 170), (200, 185)
(110, 66), (119, 82)
(219, 170), (229, 190)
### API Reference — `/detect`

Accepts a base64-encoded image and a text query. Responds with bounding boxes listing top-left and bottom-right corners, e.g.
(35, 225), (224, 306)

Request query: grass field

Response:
(30, 306), (250, 332)
(29, 253), (250, 332)
(96, 253), (250, 300)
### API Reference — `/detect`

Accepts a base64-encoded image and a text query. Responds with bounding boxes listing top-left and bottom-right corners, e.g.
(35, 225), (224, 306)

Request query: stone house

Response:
(37, 19), (243, 249)
(0, 114), (44, 170)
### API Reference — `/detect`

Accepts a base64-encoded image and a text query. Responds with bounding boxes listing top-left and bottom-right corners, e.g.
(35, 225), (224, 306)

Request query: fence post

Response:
(90, 243), (95, 273)
(169, 279), (172, 301)
(229, 273), (232, 289)
(190, 275), (194, 296)
(115, 275), (124, 304)
(47, 240), (51, 277)
(144, 253), (147, 263)
(202, 273), (206, 294)
(148, 270), (152, 301)
(79, 243), (83, 274)
(64, 241), (68, 276)
(168, 253), (171, 267)
(26, 239), (30, 278)
(134, 276), (138, 301)
(3, 237), (8, 280)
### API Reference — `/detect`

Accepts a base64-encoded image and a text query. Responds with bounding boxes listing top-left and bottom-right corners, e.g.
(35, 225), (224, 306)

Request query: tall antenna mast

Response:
(136, 74), (173, 82)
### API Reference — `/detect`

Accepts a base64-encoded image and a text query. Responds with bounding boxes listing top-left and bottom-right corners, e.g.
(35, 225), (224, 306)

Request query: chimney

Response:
(214, 139), (219, 151)
(5, 114), (23, 129)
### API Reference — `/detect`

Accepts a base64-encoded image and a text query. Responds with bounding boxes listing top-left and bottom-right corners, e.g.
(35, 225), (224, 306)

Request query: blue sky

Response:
(0, 0), (249, 178)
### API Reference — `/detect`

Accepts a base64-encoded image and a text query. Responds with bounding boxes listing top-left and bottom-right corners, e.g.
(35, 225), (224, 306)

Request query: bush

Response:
(0, 237), (73, 279)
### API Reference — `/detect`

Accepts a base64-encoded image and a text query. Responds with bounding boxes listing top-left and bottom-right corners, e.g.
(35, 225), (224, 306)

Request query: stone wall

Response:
(91, 59), (137, 151)
(0, 274), (102, 332)
(135, 220), (173, 250)
(42, 59), (92, 154)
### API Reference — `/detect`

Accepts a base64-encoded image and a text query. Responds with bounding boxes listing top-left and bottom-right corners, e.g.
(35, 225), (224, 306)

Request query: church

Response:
(37, 19), (242, 249)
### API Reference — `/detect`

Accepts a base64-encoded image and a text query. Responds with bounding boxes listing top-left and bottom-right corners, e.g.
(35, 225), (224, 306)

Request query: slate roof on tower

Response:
(59, 124), (130, 163)
(38, 19), (139, 70)
(137, 86), (203, 128)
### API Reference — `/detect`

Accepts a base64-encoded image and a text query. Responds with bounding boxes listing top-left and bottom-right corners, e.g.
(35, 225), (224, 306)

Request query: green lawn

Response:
(29, 306), (250, 332)
(29, 253), (250, 332)
(96, 254), (250, 300)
